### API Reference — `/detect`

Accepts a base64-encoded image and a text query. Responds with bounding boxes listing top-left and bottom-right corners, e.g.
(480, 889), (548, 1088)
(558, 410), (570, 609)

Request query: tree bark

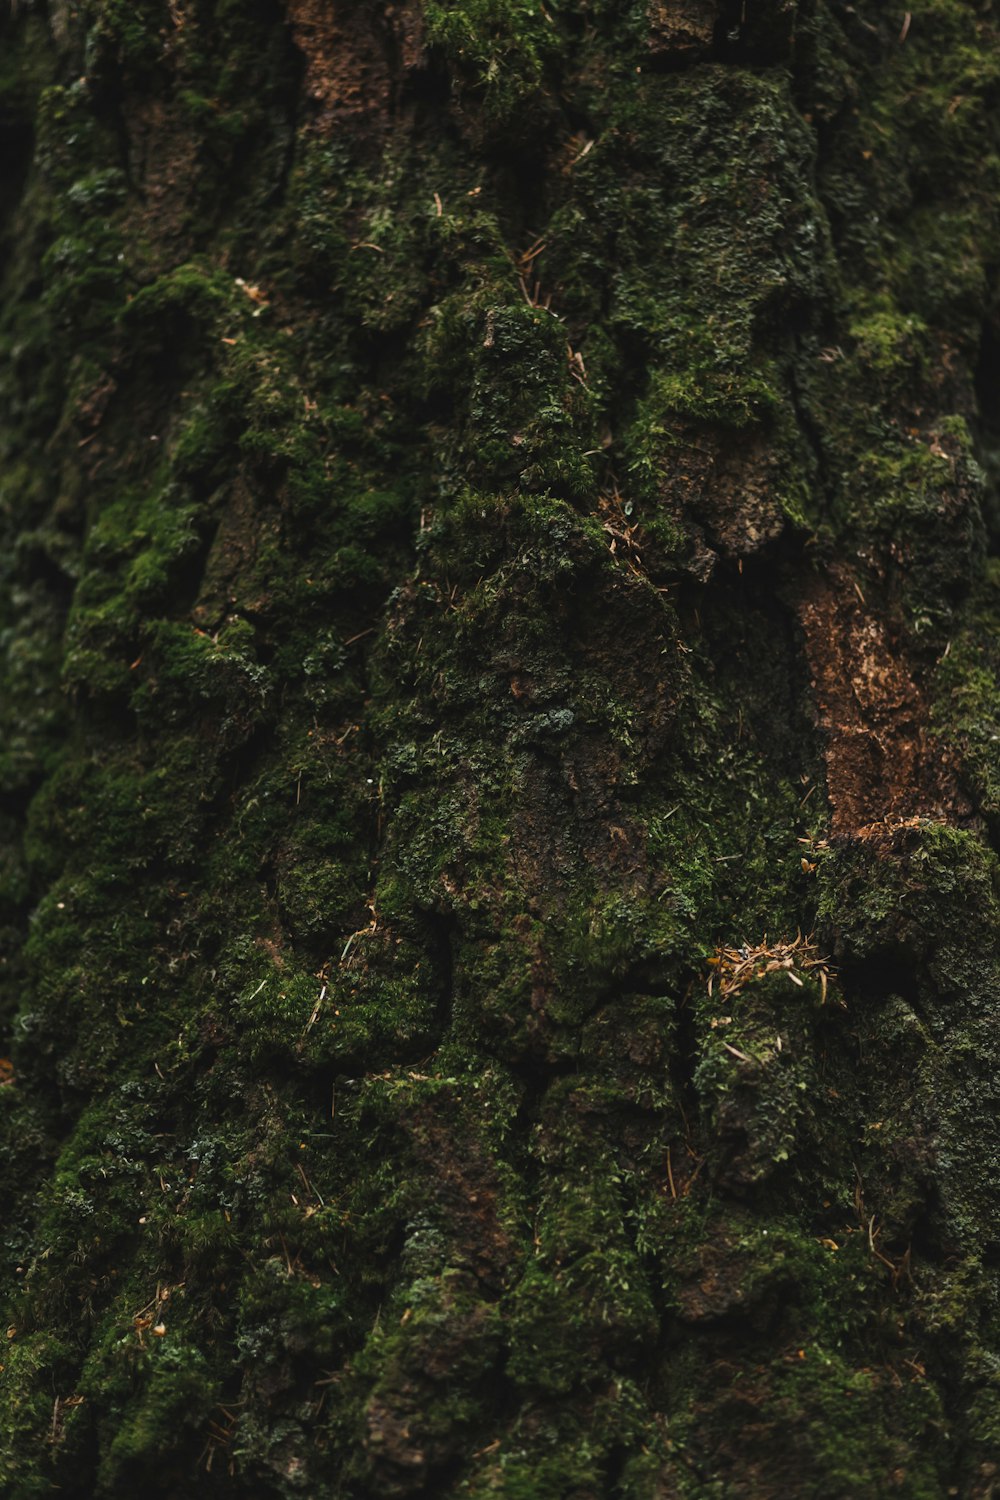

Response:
(2, 0), (999, 1494)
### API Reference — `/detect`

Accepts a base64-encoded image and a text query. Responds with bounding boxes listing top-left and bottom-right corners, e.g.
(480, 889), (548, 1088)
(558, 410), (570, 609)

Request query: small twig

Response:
(297, 1161), (325, 1207)
(683, 1155), (705, 1195)
(519, 237), (546, 266)
(723, 1041), (756, 1065)
(306, 984), (327, 1030)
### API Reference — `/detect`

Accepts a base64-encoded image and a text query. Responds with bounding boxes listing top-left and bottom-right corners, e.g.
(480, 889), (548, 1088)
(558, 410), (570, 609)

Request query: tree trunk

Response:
(2, 0), (999, 1494)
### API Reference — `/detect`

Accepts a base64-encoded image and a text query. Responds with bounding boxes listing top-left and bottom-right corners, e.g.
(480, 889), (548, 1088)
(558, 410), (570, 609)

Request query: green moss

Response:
(81, 0), (165, 69)
(422, 0), (554, 126)
(120, 262), (230, 333)
(932, 559), (1000, 826)
(94, 1343), (218, 1492)
(816, 822), (999, 966)
(848, 307), (931, 387)
(2, 0), (1000, 1491)
(506, 1165), (656, 1396)
(0, 1334), (82, 1500)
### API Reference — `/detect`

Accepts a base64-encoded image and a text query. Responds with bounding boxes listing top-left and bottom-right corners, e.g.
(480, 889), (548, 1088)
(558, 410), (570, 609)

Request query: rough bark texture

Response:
(1, 1), (1000, 1494)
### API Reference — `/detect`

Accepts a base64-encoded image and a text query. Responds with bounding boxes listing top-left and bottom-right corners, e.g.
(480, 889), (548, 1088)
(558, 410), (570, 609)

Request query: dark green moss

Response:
(3, 0), (1000, 1493)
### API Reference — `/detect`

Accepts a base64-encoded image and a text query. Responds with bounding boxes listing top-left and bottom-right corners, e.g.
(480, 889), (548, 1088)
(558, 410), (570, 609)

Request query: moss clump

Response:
(506, 1161), (656, 1396)
(932, 557), (1000, 829)
(422, 0), (556, 129)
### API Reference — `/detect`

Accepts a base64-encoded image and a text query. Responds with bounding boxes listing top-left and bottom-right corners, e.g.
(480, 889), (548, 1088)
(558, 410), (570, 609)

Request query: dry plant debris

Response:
(706, 933), (835, 1004)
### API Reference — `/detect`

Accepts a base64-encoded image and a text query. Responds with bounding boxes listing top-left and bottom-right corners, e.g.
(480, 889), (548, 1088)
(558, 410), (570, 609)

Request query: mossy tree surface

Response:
(2, 0), (1000, 1494)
